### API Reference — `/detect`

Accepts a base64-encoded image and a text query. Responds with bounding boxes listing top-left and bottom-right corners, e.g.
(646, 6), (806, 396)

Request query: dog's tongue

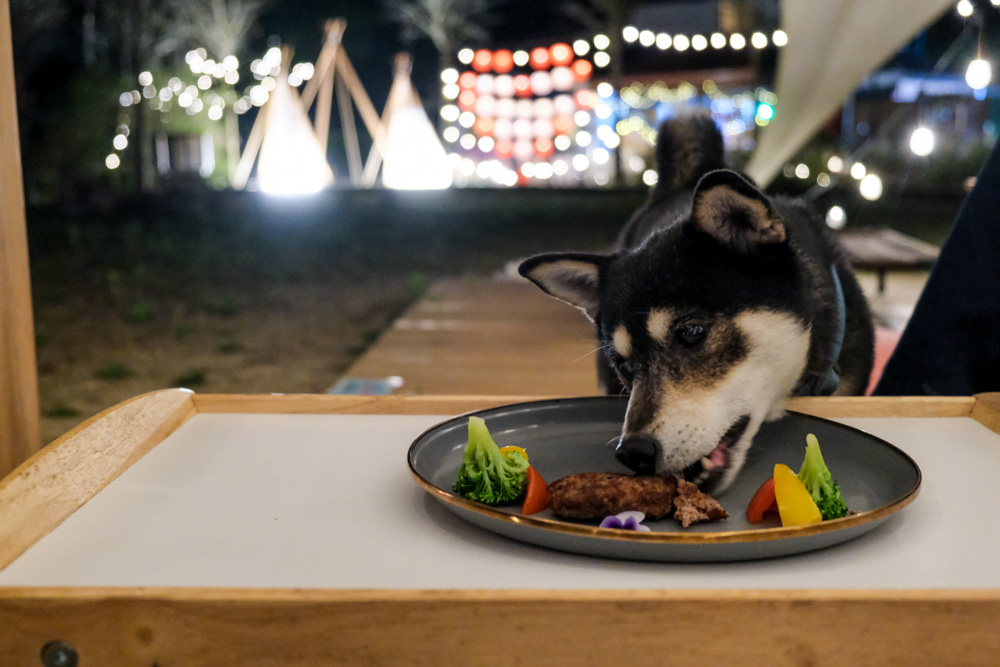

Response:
(709, 442), (728, 467)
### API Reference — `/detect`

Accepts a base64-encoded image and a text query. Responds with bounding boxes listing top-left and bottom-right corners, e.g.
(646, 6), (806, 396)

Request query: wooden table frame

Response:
(2, 391), (999, 665)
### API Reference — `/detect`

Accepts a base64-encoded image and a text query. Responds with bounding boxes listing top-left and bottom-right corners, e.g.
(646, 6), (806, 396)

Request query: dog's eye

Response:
(676, 324), (706, 347)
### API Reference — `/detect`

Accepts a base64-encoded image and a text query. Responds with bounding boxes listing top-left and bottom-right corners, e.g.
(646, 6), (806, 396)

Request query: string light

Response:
(859, 174), (883, 200)
(909, 127), (935, 156)
(966, 58), (992, 89)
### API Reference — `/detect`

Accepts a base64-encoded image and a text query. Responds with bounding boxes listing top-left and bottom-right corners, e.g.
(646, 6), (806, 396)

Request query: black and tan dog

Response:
(519, 114), (874, 493)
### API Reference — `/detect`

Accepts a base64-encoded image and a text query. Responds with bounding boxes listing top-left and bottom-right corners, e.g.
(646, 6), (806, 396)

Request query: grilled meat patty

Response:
(547, 473), (729, 527)
(547, 472), (678, 520)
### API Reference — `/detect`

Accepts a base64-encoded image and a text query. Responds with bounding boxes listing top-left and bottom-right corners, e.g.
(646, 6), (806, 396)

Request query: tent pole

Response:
(0, 0), (41, 471)
(231, 100), (270, 190)
(336, 74), (363, 185)
(300, 19), (344, 112)
(313, 19), (345, 153)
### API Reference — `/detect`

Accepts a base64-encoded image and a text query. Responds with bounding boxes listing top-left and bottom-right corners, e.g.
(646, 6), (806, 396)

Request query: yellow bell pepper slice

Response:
(773, 463), (822, 527)
(499, 445), (528, 462)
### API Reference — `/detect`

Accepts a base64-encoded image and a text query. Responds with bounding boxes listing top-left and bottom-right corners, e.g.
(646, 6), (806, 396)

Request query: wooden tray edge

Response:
(0, 389), (196, 570)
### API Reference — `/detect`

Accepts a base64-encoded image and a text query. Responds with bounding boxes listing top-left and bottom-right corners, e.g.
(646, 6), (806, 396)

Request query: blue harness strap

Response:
(797, 265), (846, 397)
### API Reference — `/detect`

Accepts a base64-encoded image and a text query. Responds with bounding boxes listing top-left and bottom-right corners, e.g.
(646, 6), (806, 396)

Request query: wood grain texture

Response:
(787, 395), (974, 418)
(0, 389), (196, 570)
(192, 393), (559, 415)
(0, 587), (998, 666)
(0, 0), (41, 478)
(193, 393), (976, 419)
(971, 392), (1000, 434)
(340, 278), (601, 397)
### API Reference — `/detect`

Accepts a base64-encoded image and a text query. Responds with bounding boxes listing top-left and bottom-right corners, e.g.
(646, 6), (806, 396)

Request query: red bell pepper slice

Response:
(746, 476), (779, 524)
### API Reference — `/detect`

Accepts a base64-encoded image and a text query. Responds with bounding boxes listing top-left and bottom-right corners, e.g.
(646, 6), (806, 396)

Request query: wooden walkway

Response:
(338, 276), (601, 397)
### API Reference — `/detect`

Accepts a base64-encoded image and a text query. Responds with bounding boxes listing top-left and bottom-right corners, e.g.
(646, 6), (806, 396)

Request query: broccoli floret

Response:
(797, 433), (848, 520)
(452, 416), (529, 505)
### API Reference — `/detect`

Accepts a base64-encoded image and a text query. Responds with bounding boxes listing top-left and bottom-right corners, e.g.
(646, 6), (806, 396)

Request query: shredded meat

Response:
(547, 472), (678, 520)
(672, 479), (730, 528)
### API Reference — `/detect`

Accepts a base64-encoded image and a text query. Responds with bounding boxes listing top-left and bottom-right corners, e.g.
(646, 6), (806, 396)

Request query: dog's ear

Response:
(689, 169), (786, 253)
(518, 253), (607, 321)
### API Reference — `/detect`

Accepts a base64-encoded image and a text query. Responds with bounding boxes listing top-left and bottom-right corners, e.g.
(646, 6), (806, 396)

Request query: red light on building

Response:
(575, 89), (595, 108)
(572, 59), (593, 82)
(513, 74), (532, 98)
(472, 49), (493, 73)
(458, 89), (477, 110)
(495, 139), (514, 157)
(534, 137), (554, 156)
(550, 43), (573, 67)
(459, 71), (478, 89)
(529, 47), (550, 70)
(474, 117), (495, 136)
(493, 49), (514, 73)
(553, 115), (574, 135)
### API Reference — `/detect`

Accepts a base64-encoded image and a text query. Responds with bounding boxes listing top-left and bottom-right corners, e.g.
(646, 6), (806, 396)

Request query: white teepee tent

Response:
(256, 54), (334, 195)
(380, 54), (453, 190)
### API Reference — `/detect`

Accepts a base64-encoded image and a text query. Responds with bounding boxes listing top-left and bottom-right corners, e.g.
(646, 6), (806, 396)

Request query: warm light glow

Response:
(513, 50), (530, 67)
(441, 68), (459, 84)
(827, 155), (844, 173)
(573, 39), (590, 56)
(909, 126), (935, 156)
(966, 58), (992, 89)
(597, 82), (614, 98)
(692, 35), (707, 51)
(826, 206), (846, 230)
(642, 169), (658, 186)
(750, 32), (768, 49)
(673, 35), (690, 51)
(795, 163), (810, 179)
(639, 30), (655, 47)
(257, 73), (333, 196)
(656, 33), (671, 49)
(593, 51), (610, 68)
(957, 0), (974, 17)
(623, 26), (639, 43)
(382, 77), (453, 190)
(550, 43), (574, 66)
(730, 34), (746, 49)
(710, 32), (727, 49)
(457, 48), (474, 64)
(850, 162), (866, 179)
(859, 174), (883, 201)
(105, 154), (120, 169)
(593, 34), (610, 50)
(772, 30), (788, 46)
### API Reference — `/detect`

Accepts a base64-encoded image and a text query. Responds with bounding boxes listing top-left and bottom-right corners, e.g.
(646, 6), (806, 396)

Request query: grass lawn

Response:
(28, 187), (644, 444)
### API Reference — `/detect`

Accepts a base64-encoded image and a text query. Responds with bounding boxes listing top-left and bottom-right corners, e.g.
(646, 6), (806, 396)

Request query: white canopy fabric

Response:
(744, 0), (956, 185)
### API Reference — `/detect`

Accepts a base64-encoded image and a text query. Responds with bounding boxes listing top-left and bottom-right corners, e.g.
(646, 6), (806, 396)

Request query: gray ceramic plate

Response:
(408, 397), (921, 562)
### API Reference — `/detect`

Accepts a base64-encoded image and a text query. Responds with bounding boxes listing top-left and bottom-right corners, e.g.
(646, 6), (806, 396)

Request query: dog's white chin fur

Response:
(643, 310), (811, 493)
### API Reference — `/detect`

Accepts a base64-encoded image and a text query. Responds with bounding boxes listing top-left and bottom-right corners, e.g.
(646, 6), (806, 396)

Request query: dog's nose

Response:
(615, 434), (658, 474)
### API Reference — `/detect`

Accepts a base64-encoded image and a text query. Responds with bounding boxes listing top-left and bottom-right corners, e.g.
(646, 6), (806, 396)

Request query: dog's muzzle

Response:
(615, 434), (658, 474)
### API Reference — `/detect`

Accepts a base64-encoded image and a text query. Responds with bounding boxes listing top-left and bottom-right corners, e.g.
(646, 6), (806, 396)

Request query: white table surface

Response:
(2, 413), (998, 589)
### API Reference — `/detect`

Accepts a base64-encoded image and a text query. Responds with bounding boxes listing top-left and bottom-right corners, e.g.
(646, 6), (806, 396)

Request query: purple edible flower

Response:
(599, 510), (651, 532)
